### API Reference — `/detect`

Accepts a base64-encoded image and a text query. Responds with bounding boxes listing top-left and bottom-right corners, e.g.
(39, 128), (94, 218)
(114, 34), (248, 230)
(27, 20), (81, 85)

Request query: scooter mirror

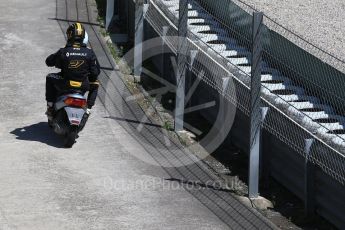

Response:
(83, 31), (89, 45)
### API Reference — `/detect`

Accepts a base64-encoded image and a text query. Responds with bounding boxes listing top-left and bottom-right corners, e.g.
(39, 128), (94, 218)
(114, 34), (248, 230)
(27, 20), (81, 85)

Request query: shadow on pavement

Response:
(48, 17), (101, 27)
(10, 122), (63, 148)
(104, 116), (164, 129)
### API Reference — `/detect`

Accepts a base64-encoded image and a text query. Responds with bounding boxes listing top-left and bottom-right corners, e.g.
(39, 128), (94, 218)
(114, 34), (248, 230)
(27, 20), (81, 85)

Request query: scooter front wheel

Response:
(64, 126), (78, 148)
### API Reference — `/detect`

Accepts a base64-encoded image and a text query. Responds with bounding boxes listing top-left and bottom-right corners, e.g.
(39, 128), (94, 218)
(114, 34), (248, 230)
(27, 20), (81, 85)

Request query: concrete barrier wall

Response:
(143, 22), (345, 229)
(198, 0), (345, 114)
(197, 77), (345, 230)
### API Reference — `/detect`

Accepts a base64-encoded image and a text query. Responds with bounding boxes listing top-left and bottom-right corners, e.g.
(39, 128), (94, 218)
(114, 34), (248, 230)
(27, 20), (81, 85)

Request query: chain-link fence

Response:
(144, 0), (345, 185)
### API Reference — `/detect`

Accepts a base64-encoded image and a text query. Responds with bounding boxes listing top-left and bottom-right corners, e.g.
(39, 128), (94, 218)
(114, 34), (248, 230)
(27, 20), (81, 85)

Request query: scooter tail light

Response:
(64, 97), (87, 108)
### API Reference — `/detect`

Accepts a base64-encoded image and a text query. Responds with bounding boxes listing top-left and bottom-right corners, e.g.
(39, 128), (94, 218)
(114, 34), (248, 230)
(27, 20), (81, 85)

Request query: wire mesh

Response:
(144, 0), (345, 185)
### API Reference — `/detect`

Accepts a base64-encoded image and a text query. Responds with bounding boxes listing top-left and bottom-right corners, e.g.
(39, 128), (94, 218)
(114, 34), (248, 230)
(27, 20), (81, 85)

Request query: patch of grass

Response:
(97, 15), (105, 28)
(100, 28), (109, 37)
(98, 30), (131, 75)
(163, 121), (173, 131)
(106, 40), (121, 63)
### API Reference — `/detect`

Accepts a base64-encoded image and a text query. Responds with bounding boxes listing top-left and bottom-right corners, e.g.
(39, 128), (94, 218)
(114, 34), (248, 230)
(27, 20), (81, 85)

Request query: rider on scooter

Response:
(45, 22), (100, 118)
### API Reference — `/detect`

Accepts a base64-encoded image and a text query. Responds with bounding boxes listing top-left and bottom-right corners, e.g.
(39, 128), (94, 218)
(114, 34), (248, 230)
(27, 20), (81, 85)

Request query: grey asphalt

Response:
(0, 0), (278, 229)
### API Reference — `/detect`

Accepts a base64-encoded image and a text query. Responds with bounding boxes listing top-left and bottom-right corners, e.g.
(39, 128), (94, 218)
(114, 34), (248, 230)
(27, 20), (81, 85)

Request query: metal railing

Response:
(144, 0), (345, 187)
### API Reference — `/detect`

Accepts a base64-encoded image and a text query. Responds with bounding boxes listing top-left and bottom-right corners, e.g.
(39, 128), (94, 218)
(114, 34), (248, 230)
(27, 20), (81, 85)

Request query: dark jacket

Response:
(46, 42), (101, 108)
(46, 43), (100, 83)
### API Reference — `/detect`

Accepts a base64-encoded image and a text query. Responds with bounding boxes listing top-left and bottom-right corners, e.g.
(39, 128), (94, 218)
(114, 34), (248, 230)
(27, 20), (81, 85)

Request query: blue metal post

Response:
(249, 12), (264, 199)
(106, 0), (115, 30)
(134, 1), (149, 82)
(304, 138), (315, 217)
(174, 0), (188, 131)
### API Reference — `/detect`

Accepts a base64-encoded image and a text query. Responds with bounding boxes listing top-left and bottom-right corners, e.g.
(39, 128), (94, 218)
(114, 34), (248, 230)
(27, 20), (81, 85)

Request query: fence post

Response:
(220, 77), (230, 139)
(186, 50), (198, 107)
(174, 0), (188, 131)
(304, 138), (315, 217)
(261, 128), (271, 189)
(161, 26), (170, 84)
(134, 0), (149, 82)
(106, 0), (115, 30)
(249, 12), (264, 199)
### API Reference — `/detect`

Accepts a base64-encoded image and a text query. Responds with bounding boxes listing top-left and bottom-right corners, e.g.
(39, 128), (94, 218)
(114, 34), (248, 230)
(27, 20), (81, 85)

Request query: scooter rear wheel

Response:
(64, 126), (78, 148)
(48, 119), (53, 128)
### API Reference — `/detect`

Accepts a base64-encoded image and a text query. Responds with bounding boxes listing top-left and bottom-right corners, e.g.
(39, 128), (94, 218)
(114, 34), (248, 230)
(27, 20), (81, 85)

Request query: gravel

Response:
(240, 0), (345, 62)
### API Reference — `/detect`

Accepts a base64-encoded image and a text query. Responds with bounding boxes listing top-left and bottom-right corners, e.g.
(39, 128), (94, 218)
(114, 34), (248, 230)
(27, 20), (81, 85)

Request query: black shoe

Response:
(45, 106), (54, 119)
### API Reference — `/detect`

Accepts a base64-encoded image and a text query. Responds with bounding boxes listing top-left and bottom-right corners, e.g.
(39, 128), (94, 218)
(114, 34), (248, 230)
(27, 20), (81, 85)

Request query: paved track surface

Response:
(0, 0), (278, 229)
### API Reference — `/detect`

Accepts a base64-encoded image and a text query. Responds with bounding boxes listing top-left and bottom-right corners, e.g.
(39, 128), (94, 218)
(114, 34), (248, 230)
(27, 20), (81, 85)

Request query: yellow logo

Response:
(69, 81), (82, 88)
(68, 60), (85, 69)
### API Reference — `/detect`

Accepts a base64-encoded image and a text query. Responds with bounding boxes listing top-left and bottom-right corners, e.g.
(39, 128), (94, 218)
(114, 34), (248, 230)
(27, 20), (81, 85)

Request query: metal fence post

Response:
(106, 0), (115, 30)
(174, 0), (188, 131)
(261, 128), (271, 189)
(304, 138), (315, 217)
(249, 12), (264, 199)
(161, 26), (170, 84)
(134, 0), (149, 82)
(220, 77), (230, 139)
(186, 50), (198, 107)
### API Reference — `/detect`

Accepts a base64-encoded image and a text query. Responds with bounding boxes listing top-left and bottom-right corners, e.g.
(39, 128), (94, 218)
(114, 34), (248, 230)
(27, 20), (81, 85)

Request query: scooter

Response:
(48, 92), (89, 148)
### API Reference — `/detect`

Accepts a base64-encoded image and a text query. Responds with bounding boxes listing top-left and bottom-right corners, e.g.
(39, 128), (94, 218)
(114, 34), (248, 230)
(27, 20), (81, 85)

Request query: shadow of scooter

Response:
(10, 122), (64, 148)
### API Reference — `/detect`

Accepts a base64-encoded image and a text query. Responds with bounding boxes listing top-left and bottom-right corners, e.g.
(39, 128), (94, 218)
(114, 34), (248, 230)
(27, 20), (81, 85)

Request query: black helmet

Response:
(66, 22), (85, 42)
